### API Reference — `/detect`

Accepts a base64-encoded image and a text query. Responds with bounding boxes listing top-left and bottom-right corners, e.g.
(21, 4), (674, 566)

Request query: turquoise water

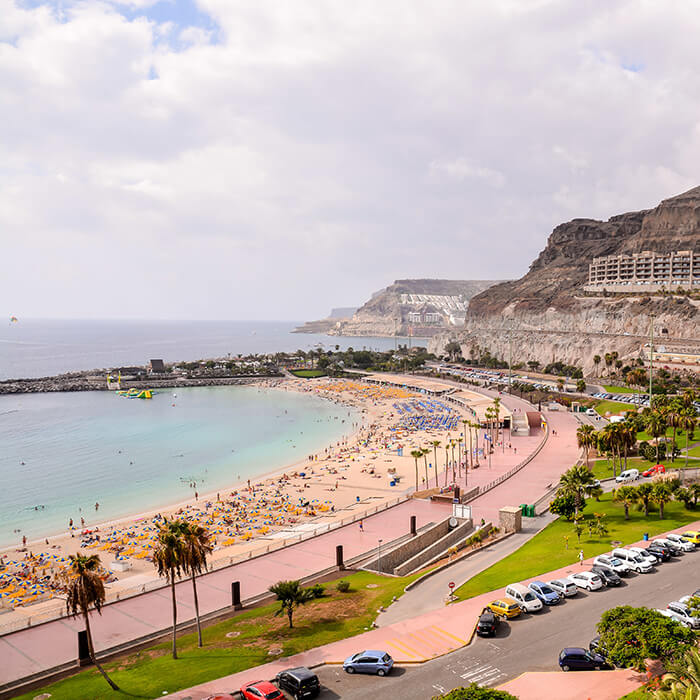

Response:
(0, 386), (357, 547)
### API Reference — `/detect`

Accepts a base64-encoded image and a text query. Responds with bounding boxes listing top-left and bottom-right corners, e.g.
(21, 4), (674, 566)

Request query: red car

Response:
(643, 464), (665, 477)
(240, 680), (283, 700)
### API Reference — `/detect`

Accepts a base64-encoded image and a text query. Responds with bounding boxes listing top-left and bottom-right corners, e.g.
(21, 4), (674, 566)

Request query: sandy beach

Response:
(0, 377), (484, 622)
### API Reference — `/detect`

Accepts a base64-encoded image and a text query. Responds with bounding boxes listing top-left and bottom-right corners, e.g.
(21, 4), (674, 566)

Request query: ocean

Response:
(0, 385), (358, 547)
(0, 318), (410, 381)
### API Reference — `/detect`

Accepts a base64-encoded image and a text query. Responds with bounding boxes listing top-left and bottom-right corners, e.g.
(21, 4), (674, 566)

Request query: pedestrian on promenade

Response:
(359, 519), (364, 532)
(578, 550), (584, 566)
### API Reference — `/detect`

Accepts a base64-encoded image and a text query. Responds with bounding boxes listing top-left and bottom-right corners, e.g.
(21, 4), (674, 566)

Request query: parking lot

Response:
(313, 550), (698, 699)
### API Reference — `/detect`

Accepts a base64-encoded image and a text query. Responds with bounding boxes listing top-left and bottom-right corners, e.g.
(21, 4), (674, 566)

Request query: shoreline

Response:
(0, 381), (362, 553)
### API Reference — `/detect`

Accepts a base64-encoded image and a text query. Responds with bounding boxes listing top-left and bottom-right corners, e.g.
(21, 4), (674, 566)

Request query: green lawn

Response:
(16, 571), (423, 700)
(289, 369), (327, 378)
(602, 384), (636, 394)
(682, 443), (700, 458)
(453, 492), (700, 602)
(595, 399), (635, 416)
(590, 457), (648, 481)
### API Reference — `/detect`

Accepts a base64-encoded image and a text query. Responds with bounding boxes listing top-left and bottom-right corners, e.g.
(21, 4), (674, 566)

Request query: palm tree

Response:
(576, 424), (597, 470)
(651, 481), (673, 519)
(153, 518), (186, 659)
(180, 522), (213, 648)
(613, 485), (637, 520)
(667, 408), (683, 463)
(619, 421), (637, 472)
(558, 465), (596, 516)
(410, 449), (423, 492)
(268, 579), (314, 628)
(431, 440), (441, 488)
(659, 647), (700, 696)
(645, 410), (667, 463)
(634, 482), (654, 516)
(593, 354), (601, 375)
(62, 554), (119, 691)
(421, 447), (430, 490)
(444, 442), (450, 486)
(680, 411), (697, 481)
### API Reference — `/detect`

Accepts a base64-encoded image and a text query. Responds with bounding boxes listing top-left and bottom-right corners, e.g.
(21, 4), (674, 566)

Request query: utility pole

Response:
(648, 313), (655, 407)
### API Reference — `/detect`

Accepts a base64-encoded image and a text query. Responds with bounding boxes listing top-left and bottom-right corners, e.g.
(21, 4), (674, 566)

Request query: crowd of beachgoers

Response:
(0, 378), (465, 614)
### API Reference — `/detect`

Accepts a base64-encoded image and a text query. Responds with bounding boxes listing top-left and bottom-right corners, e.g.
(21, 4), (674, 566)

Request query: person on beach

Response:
(359, 519), (364, 532)
(94, 502), (99, 512)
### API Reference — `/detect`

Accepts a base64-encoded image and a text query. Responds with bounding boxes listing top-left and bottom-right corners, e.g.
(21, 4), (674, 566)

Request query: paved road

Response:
(316, 550), (699, 699)
(376, 514), (557, 627)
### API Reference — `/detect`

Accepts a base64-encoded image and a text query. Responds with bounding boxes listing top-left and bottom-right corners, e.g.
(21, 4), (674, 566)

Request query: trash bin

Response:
(643, 532), (649, 541)
(527, 505), (536, 517)
(519, 504), (527, 515)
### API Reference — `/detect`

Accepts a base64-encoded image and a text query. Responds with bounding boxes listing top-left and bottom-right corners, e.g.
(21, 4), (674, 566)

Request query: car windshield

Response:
(524, 593), (535, 601)
(632, 555), (643, 563)
(609, 558), (623, 565)
(540, 586), (554, 594)
(265, 692), (281, 700)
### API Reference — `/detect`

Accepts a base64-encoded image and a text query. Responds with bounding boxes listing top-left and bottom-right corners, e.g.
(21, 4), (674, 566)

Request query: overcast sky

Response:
(2, 0), (699, 321)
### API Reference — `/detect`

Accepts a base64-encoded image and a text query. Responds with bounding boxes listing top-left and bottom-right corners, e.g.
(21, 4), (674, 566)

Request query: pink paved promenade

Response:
(0, 498), (450, 686)
(171, 519), (700, 700)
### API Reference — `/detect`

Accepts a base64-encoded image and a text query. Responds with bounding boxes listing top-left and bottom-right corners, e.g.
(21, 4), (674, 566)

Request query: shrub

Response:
(309, 583), (325, 598)
(336, 580), (350, 593)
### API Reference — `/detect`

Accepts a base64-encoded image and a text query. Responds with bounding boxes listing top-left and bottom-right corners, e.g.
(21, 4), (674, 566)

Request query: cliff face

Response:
(295, 279), (504, 336)
(438, 187), (700, 372)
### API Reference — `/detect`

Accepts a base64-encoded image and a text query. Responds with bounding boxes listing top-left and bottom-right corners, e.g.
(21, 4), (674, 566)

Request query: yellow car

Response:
(681, 531), (700, 545)
(487, 598), (522, 619)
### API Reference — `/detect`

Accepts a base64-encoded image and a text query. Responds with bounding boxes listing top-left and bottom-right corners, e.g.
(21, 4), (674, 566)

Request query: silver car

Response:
(547, 578), (578, 597)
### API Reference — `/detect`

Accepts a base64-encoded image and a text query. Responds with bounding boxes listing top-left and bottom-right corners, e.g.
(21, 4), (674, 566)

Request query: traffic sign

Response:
(448, 581), (455, 589)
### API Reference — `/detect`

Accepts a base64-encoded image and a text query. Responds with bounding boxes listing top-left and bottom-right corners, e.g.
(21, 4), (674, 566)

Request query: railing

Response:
(0, 494), (410, 636)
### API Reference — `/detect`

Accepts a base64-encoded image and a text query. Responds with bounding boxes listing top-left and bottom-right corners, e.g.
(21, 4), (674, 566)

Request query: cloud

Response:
(2, 0), (700, 321)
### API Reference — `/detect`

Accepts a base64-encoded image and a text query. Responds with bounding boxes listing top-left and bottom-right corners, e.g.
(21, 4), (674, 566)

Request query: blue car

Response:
(528, 581), (561, 605)
(343, 650), (394, 676)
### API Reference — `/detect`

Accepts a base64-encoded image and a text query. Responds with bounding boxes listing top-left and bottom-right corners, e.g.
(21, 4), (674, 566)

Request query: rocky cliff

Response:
(436, 187), (700, 372)
(295, 279), (504, 336)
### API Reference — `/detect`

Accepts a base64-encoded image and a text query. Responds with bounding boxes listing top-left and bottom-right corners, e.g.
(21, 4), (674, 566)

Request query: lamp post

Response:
(377, 538), (383, 573)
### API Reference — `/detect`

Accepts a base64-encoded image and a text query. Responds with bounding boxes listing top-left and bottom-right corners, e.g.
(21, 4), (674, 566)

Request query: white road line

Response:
(460, 664), (493, 679)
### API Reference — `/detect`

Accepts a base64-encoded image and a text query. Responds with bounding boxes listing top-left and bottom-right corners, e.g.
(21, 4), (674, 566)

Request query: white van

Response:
(611, 548), (653, 573)
(505, 583), (543, 613)
(609, 416), (625, 424)
(615, 469), (639, 483)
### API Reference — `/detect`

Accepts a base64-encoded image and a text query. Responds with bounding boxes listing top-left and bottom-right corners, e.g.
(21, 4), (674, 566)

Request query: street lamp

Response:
(377, 538), (383, 573)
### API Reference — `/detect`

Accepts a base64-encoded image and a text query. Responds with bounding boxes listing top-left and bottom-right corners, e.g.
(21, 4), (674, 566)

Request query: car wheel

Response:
(562, 665), (570, 671)
(377, 668), (386, 677)
(345, 667), (354, 674)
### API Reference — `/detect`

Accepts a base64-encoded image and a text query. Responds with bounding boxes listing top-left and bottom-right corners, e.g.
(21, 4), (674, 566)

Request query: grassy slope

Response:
(289, 369), (326, 378)
(594, 400), (634, 416)
(590, 457), (649, 480)
(602, 384), (636, 394)
(453, 492), (699, 602)
(15, 571), (423, 700)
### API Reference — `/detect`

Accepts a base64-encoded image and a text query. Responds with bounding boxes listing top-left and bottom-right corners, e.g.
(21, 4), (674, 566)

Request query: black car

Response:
(646, 543), (672, 561)
(476, 609), (500, 637)
(559, 647), (609, 671)
(274, 667), (320, 699)
(591, 566), (621, 586)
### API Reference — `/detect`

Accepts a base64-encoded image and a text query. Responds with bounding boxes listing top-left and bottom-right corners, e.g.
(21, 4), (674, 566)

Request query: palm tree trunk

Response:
(288, 606), (294, 628)
(191, 573), (202, 648)
(433, 447), (439, 488)
(671, 426), (677, 462)
(414, 458), (419, 492)
(170, 575), (178, 659)
(659, 502), (664, 519)
(83, 609), (119, 690)
(444, 449), (449, 487)
(469, 428), (473, 469)
(423, 454), (429, 491)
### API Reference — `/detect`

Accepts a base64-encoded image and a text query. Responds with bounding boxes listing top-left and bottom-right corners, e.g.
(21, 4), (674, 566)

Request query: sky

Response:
(2, 0), (700, 321)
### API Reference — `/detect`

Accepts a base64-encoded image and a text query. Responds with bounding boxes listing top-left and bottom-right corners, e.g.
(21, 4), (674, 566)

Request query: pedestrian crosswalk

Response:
(443, 656), (506, 688)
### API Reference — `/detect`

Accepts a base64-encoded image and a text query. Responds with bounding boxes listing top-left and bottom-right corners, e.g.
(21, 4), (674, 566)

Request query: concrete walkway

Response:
(376, 513), (557, 627)
(169, 517), (700, 700)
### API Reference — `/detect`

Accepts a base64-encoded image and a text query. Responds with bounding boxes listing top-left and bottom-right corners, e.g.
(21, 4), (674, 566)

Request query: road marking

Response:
(385, 638), (421, 658)
(460, 664), (493, 679)
(432, 685), (446, 694)
(430, 624), (466, 645)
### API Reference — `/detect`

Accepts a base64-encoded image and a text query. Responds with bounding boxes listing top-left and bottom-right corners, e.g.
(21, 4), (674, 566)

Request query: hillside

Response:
(294, 279), (504, 337)
(440, 187), (700, 372)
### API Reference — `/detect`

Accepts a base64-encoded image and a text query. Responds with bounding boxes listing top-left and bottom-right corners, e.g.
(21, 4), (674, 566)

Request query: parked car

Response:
(586, 408), (598, 416)
(240, 680), (283, 700)
(343, 651), (394, 676)
(629, 547), (661, 566)
(593, 555), (631, 575)
(476, 609), (501, 637)
(611, 548), (654, 573)
(487, 598), (522, 619)
(591, 566), (621, 586)
(646, 542), (672, 561)
(681, 530), (700, 545)
(559, 647), (609, 671)
(656, 609), (692, 628)
(568, 572), (604, 591)
(588, 635), (607, 658)
(666, 533), (696, 552)
(274, 667), (321, 699)
(548, 579), (579, 597)
(642, 464), (665, 477)
(667, 602), (700, 629)
(652, 538), (684, 555)
(505, 583), (544, 613)
(528, 581), (561, 605)
(616, 469), (640, 483)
